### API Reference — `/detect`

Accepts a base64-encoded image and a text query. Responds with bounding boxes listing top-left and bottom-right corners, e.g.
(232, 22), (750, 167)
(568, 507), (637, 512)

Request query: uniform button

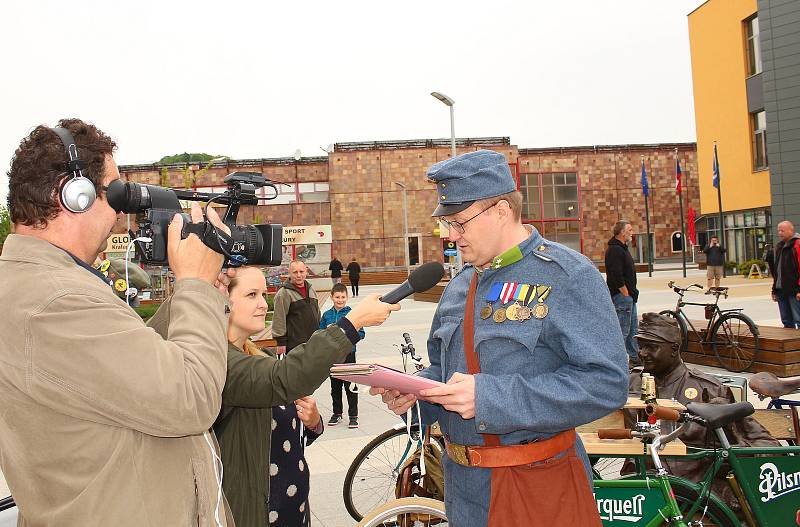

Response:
(441, 195), (446, 200)
(478, 422), (487, 431)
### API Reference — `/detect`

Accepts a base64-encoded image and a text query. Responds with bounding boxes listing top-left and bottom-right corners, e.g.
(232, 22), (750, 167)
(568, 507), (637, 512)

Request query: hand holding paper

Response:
(419, 372), (476, 419)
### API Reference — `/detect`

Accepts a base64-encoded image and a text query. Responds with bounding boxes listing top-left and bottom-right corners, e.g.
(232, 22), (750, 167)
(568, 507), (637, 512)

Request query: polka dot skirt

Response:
(268, 404), (321, 526)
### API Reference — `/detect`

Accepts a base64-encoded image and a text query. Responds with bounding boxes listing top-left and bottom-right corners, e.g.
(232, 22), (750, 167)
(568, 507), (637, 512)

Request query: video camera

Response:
(106, 172), (282, 267)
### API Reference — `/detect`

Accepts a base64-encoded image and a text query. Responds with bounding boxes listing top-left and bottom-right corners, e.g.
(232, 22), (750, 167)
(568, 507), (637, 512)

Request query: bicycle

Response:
(660, 281), (760, 372)
(343, 333), (445, 522)
(355, 497), (448, 527)
(592, 400), (800, 526)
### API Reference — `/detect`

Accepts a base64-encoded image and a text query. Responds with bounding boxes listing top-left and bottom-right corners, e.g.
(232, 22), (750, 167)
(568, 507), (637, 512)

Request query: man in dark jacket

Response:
(767, 220), (800, 328)
(702, 236), (726, 290)
(605, 220), (640, 365)
(272, 260), (321, 354)
(328, 256), (343, 286)
(346, 257), (362, 296)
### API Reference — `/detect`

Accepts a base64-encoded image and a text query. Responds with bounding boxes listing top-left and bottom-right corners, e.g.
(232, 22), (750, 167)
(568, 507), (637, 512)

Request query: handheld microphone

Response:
(380, 262), (445, 304)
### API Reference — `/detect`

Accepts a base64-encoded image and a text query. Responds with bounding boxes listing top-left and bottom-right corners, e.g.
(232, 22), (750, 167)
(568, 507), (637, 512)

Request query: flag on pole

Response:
(676, 157), (683, 194)
(687, 207), (697, 245)
(712, 144), (720, 189)
(641, 158), (649, 197)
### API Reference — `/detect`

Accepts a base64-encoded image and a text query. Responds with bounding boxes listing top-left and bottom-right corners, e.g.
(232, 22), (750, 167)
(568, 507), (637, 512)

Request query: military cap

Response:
(635, 312), (681, 344)
(426, 150), (516, 217)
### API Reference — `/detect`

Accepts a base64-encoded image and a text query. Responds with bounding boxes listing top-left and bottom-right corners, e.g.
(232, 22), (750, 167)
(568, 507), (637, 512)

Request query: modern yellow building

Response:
(688, 0), (772, 263)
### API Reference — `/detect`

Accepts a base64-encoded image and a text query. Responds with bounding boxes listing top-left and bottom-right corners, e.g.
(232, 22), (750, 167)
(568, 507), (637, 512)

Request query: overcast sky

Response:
(0, 1), (704, 205)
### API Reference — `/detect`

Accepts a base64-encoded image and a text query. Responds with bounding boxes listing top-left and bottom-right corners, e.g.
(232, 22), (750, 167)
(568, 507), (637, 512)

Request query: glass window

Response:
(751, 111), (768, 170)
(408, 236), (420, 266)
(745, 16), (762, 76)
(520, 174), (540, 220)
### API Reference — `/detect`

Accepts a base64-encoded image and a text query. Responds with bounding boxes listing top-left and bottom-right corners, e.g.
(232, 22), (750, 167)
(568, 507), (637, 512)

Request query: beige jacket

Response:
(0, 234), (233, 526)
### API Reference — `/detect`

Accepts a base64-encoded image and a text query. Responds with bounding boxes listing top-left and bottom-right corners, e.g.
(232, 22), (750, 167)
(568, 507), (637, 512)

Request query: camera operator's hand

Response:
(345, 293), (400, 330)
(214, 268), (236, 297)
(168, 203), (230, 285)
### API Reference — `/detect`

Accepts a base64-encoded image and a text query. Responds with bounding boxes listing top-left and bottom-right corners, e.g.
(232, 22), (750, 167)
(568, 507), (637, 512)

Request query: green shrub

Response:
(134, 304), (161, 321)
(738, 259), (766, 277)
(725, 261), (738, 273)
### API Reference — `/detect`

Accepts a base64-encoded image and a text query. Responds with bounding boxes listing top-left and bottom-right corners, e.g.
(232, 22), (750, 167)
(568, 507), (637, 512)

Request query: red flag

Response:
(676, 158), (683, 194)
(687, 207), (697, 245)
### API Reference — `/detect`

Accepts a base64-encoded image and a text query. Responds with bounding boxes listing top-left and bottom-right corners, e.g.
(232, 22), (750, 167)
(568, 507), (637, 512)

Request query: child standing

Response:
(320, 283), (365, 428)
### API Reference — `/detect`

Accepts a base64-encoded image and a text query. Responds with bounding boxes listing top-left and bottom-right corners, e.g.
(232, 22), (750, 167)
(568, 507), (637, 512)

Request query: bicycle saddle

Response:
(749, 371), (800, 398)
(686, 401), (754, 429)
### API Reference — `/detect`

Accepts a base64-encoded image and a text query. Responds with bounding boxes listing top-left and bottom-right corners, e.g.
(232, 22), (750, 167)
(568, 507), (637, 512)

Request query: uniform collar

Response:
(477, 225), (544, 273)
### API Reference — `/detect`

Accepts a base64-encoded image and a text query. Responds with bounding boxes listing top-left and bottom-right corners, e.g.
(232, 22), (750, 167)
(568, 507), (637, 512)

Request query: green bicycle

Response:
(592, 401), (800, 526)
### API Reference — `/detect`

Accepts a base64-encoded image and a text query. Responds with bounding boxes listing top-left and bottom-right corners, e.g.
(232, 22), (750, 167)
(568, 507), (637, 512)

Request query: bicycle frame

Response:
(671, 289), (742, 344)
(593, 431), (800, 526)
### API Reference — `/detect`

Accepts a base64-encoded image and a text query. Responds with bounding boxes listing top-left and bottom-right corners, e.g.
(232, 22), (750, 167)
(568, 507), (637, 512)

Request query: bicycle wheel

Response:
(711, 313), (760, 372)
(659, 310), (689, 353)
(356, 497), (448, 527)
(344, 426), (445, 521)
(671, 480), (738, 527)
(590, 456), (627, 480)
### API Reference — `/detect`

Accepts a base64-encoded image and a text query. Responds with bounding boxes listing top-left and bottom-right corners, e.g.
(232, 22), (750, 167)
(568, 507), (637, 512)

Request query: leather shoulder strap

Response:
(463, 272), (500, 446)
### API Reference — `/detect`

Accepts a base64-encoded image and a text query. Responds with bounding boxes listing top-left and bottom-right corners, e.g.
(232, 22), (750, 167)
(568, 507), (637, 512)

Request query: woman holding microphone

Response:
(213, 266), (398, 526)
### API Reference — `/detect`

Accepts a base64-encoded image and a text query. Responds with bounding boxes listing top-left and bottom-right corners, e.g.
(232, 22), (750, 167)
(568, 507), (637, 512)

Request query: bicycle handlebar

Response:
(597, 429), (633, 440)
(645, 404), (681, 422)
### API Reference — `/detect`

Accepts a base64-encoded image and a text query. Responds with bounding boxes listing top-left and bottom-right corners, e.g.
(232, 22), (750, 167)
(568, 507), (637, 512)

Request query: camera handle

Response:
(181, 220), (241, 264)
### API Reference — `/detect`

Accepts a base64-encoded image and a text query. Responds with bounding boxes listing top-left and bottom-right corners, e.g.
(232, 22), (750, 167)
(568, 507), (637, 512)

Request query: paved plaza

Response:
(0, 266), (796, 526)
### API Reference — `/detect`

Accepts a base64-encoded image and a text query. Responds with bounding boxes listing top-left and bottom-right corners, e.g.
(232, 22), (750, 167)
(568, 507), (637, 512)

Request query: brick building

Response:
(118, 137), (698, 273)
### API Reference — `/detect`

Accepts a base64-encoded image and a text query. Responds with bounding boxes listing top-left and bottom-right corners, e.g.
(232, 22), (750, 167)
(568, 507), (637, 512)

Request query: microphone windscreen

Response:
(407, 262), (445, 293)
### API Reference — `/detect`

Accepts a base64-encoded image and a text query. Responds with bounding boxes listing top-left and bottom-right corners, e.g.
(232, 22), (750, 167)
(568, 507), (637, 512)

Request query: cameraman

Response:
(702, 235), (726, 290)
(0, 119), (238, 526)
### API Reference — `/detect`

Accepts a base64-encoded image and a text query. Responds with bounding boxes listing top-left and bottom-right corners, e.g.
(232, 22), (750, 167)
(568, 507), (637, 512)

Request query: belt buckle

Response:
(446, 443), (471, 466)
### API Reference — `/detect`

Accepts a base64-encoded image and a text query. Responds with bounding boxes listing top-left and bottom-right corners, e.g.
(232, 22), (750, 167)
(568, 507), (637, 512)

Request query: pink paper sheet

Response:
(330, 363), (444, 396)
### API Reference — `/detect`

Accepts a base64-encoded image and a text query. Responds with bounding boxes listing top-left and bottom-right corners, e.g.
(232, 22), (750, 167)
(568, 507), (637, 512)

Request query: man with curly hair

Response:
(0, 118), (236, 526)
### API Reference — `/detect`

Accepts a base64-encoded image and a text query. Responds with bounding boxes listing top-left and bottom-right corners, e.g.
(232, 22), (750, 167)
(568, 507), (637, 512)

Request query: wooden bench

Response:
(752, 408), (800, 444)
(681, 319), (800, 377)
(596, 263), (650, 274)
(342, 271), (409, 286)
(413, 282), (449, 303)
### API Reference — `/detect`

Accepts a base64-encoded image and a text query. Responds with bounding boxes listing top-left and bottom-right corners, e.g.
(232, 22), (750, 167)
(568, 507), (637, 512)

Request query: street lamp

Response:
(394, 181), (410, 275)
(431, 91), (456, 158)
(431, 91), (461, 273)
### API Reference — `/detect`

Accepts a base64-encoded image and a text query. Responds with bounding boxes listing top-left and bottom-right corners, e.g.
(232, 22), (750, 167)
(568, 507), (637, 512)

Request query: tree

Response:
(0, 205), (11, 247)
(158, 153), (223, 164)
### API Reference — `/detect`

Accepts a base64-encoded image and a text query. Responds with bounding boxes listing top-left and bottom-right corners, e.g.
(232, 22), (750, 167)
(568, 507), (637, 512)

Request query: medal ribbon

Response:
(486, 282), (503, 303)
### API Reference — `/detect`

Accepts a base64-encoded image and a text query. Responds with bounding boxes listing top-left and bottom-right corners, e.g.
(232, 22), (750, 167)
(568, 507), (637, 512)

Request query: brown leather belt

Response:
(444, 429), (576, 468)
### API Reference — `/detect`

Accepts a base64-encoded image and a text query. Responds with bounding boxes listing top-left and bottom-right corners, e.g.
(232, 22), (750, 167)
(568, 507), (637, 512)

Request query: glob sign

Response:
(442, 240), (458, 257)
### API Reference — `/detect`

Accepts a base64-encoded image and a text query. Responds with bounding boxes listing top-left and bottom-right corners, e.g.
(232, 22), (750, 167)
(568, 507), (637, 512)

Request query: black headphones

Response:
(51, 127), (96, 213)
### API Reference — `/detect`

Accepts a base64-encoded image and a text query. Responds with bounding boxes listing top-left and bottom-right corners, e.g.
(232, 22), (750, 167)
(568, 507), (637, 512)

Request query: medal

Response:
(517, 305), (532, 320)
(481, 283), (503, 321)
(493, 307), (507, 323)
(505, 303), (519, 321)
(533, 303), (549, 319)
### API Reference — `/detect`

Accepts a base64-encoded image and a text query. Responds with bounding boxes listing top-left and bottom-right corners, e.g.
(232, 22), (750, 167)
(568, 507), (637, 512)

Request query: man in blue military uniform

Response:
(372, 150), (628, 526)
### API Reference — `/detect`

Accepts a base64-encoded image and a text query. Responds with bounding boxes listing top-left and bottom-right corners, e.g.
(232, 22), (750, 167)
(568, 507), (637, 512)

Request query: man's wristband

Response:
(335, 317), (361, 345)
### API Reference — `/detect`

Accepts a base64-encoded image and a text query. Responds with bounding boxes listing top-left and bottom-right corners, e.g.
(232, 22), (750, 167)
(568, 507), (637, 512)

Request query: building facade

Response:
(119, 138), (698, 273)
(688, 0), (800, 263)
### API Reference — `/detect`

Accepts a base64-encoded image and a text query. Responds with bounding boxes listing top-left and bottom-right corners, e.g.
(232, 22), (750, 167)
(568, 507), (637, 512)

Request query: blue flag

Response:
(641, 159), (649, 197)
(712, 144), (720, 189)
